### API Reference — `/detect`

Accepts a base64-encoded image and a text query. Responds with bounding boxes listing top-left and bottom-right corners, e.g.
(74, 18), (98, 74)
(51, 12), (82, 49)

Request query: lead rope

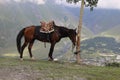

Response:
(44, 42), (46, 48)
(72, 44), (75, 52)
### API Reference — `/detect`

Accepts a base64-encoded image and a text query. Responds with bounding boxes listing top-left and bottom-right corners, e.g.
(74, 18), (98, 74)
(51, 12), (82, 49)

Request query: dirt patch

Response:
(0, 65), (43, 80)
(0, 65), (86, 80)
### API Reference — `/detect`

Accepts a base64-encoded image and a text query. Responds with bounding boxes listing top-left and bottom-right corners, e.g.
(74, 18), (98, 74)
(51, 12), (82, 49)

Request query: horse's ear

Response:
(74, 28), (77, 31)
(74, 28), (78, 34)
(50, 20), (55, 26)
(40, 21), (46, 26)
(74, 28), (77, 32)
(49, 20), (55, 27)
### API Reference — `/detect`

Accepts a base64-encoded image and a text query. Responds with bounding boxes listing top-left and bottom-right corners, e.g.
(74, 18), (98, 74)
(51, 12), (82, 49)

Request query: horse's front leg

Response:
(48, 43), (56, 61)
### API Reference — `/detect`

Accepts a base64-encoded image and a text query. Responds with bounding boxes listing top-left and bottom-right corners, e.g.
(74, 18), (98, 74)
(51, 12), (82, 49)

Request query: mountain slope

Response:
(66, 7), (120, 34)
(81, 37), (120, 54)
(101, 25), (120, 40)
(0, 1), (93, 55)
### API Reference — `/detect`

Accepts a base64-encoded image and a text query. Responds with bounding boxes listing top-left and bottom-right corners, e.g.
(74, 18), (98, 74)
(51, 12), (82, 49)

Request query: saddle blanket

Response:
(35, 26), (54, 41)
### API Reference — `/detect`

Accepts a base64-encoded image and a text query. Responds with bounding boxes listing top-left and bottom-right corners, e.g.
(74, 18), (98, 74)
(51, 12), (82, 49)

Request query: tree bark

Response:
(76, 0), (84, 63)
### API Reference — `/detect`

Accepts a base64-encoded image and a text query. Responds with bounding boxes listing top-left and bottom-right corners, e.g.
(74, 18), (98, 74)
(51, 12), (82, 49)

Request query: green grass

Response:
(0, 57), (120, 80)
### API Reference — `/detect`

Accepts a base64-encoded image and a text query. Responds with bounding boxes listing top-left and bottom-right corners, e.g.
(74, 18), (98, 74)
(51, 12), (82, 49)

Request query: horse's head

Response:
(68, 28), (77, 47)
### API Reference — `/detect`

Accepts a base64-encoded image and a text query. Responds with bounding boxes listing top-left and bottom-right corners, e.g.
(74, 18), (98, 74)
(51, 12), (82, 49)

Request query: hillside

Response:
(66, 7), (120, 34)
(81, 37), (120, 54)
(101, 25), (120, 40)
(0, 0), (94, 61)
(53, 37), (120, 62)
(1, 0), (120, 49)
(0, 0), (93, 49)
(0, 0), (120, 61)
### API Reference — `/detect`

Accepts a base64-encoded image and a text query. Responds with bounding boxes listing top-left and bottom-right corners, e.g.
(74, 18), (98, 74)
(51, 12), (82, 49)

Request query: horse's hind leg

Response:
(20, 41), (28, 60)
(28, 40), (35, 60)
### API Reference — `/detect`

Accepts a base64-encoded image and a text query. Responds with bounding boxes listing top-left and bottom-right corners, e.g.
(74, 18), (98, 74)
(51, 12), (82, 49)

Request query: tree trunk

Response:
(76, 0), (84, 63)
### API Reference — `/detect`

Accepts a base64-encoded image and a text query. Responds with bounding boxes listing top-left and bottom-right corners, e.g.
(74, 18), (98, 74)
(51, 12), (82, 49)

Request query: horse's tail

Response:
(16, 28), (25, 54)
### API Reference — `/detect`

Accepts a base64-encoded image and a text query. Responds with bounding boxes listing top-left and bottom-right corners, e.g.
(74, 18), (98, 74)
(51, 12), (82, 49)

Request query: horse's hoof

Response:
(31, 57), (35, 60)
(48, 57), (54, 61)
(20, 58), (23, 61)
(48, 58), (53, 61)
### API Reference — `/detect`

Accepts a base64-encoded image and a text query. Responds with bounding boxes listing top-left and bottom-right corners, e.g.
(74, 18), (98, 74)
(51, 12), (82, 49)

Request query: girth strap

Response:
(35, 26), (54, 48)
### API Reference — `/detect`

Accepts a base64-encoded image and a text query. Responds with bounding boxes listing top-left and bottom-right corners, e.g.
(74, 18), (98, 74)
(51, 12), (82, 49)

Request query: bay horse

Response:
(16, 21), (77, 61)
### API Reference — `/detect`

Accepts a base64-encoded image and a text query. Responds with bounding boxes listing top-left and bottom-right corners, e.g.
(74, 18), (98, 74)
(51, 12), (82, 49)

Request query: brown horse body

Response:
(16, 22), (77, 61)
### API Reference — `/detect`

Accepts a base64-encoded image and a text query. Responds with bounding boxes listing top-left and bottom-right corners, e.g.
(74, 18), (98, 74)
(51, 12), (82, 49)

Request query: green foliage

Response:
(81, 37), (120, 54)
(66, 0), (99, 10)
(85, 0), (98, 11)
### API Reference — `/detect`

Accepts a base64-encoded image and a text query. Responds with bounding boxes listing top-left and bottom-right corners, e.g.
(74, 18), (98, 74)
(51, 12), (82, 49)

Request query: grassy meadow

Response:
(0, 57), (120, 80)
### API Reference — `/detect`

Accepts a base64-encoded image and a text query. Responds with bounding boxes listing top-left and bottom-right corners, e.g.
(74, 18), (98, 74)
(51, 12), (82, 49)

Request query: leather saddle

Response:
(35, 26), (54, 41)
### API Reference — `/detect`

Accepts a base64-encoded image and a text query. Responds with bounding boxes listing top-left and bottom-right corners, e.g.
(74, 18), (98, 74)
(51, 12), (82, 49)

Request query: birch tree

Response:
(66, 0), (98, 63)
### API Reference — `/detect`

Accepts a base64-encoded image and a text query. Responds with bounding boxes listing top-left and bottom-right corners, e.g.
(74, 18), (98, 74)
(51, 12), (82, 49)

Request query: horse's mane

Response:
(54, 25), (70, 31)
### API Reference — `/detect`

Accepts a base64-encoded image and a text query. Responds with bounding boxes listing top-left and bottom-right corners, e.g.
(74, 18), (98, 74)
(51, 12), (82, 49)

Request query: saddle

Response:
(35, 26), (54, 48)
(40, 21), (54, 33)
(40, 26), (54, 33)
(35, 26), (54, 39)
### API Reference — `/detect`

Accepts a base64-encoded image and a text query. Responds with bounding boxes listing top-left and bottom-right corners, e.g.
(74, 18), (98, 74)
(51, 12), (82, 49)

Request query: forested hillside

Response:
(66, 7), (120, 34)
(81, 37), (120, 54)
(0, 0), (93, 48)
(0, 0), (120, 59)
